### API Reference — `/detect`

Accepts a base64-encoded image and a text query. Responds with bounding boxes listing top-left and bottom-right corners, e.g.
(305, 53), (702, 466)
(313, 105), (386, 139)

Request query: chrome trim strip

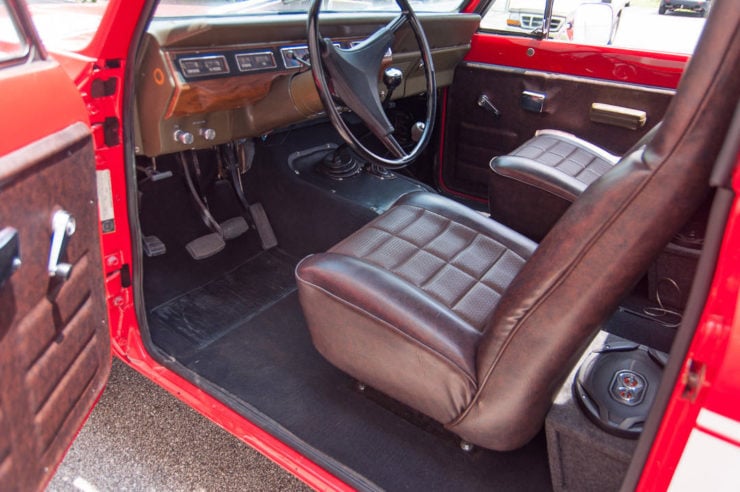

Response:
(462, 61), (677, 95)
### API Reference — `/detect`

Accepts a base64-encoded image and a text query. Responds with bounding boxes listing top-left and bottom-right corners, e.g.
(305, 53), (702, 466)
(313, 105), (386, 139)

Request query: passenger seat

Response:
(488, 127), (659, 241)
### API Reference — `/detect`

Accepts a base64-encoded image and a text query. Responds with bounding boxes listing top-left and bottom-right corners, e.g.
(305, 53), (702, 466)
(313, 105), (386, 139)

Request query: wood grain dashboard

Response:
(134, 13), (480, 157)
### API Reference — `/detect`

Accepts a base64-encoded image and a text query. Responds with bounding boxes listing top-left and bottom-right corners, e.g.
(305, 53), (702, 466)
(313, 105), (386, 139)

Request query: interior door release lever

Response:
(48, 210), (76, 280)
(477, 94), (501, 118)
(0, 227), (21, 289)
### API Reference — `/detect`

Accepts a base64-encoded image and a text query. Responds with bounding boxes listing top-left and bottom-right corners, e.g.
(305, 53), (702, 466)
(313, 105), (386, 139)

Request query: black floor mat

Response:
(172, 292), (551, 491)
(148, 249), (297, 360)
(141, 136), (551, 489)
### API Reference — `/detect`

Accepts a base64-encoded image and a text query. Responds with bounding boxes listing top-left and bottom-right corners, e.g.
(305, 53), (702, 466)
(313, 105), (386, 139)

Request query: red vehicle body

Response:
(0, 0), (738, 490)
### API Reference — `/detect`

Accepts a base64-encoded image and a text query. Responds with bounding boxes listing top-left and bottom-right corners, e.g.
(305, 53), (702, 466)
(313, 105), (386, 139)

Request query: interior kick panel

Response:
(440, 63), (674, 199)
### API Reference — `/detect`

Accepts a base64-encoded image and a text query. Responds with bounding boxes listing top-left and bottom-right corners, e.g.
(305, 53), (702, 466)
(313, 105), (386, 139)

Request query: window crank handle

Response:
(48, 210), (76, 280)
(477, 94), (501, 118)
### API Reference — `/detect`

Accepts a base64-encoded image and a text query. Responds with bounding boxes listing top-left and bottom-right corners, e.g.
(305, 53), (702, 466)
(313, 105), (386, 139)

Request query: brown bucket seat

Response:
(295, 1), (739, 451)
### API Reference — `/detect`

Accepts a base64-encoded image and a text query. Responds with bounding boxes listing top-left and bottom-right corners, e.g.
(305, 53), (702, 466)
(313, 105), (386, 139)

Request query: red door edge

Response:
(117, 328), (352, 491)
(74, 1), (351, 489)
(636, 154), (740, 490)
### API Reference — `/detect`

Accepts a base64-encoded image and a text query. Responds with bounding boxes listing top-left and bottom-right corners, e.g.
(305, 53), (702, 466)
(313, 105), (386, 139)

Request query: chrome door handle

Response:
(48, 210), (76, 280)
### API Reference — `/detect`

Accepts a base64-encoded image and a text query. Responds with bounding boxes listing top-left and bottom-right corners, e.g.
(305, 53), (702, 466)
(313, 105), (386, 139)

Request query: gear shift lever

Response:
(383, 67), (403, 104)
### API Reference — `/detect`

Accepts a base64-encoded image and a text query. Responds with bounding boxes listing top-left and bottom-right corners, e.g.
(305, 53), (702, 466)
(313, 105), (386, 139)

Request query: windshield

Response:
(26, 0), (464, 55)
(153, 0), (465, 18)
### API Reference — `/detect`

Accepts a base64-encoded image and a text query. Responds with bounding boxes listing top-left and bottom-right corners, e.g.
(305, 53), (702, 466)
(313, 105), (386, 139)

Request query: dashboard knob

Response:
(200, 128), (216, 141)
(173, 129), (194, 145)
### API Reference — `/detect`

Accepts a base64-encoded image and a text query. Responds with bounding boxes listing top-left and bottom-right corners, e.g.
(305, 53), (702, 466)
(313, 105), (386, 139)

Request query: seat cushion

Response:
(296, 192), (536, 424)
(489, 130), (620, 241)
(493, 130), (620, 198)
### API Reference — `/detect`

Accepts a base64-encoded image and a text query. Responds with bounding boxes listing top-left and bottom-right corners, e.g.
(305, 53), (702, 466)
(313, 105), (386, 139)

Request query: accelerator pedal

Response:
(142, 235), (167, 257)
(220, 216), (249, 240)
(186, 232), (225, 260)
(249, 202), (278, 250)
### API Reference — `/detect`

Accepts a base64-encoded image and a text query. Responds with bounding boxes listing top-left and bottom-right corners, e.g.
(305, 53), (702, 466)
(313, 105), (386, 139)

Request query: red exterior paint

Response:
(465, 33), (689, 89)
(436, 32), (690, 197)
(116, 322), (351, 491)
(461, 0), (483, 14)
(637, 155), (740, 490)
(63, 0), (738, 489)
(72, 2), (350, 489)
(0, 60), (90, 155)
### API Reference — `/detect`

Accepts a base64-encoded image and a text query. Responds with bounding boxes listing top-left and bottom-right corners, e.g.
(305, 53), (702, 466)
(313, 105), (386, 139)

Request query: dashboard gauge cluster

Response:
(173, 42), (353, 81)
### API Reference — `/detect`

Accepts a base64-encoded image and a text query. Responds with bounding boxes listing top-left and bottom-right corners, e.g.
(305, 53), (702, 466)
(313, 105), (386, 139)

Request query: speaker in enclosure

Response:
(573, 342), (668, 439)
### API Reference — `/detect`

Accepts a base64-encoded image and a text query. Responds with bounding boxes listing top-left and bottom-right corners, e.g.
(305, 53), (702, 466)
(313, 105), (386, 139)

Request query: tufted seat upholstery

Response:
(488, 128), (658, 241)
(493, 129), (620, 196)
(295, 0), (738, 452)
(296, 193), (535, 424)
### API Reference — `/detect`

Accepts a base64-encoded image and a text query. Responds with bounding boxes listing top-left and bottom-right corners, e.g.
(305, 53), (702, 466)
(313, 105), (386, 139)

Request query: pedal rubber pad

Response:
(220, 216), (249, 240)
(142, 235), (166, 257)
(249, 202), (278, 250)
(186, 232), (225, 260)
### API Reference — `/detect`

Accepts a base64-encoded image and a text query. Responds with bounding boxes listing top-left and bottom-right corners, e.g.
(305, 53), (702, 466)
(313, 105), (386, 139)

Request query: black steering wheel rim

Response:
(307, 0), (436, 169)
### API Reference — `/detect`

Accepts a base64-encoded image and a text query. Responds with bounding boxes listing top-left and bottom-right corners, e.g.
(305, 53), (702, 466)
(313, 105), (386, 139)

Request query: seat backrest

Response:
(449, 0), (740, 451)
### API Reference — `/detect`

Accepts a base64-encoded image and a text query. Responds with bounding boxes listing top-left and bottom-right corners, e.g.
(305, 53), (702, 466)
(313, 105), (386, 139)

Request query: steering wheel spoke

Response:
(383, 134), (409, 159)
(386, 13), (408, 34)
(308, 0), (436, 169)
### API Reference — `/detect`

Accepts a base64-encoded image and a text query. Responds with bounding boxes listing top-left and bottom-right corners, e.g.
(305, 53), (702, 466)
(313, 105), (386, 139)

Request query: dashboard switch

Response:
(173, 129), (194, 145)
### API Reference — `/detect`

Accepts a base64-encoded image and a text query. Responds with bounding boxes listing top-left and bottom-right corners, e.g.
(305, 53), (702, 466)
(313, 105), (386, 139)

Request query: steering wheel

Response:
(307, 0), (436, 169)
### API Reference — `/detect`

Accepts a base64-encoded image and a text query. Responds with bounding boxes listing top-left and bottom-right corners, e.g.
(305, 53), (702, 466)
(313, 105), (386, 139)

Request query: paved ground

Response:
(47, 359), (307, 492)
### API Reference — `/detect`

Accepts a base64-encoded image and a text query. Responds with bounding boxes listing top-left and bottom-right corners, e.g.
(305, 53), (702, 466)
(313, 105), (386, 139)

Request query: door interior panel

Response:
(0, 123), (109, 491)
(441, 62), (675, 199)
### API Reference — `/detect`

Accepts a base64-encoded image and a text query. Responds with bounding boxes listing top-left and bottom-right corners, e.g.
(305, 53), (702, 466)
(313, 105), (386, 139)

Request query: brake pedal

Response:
(249, 202), (278, 250)
(220, 216), (249, 240)
(142, 235), (167, 257)
(186, 233), (225, 260)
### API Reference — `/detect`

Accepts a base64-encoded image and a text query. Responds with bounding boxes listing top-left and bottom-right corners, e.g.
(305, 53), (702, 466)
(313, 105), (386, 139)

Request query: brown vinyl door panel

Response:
(441, 63), (674, 199)
(0, 122), (110, 491)
(0, 14), (109, 484)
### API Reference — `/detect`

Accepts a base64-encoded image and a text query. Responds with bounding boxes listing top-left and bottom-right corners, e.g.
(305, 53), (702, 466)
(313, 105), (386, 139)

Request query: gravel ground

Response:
(47, 358), (308, 492)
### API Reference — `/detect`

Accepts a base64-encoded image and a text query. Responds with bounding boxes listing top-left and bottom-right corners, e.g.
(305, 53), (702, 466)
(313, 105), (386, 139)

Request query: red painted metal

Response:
(66, 1), (739, 489)
(465, 33), (689, 89)
(115, 320), (351, 491)
(461, 0), (483, 14)
(0, 60), (90, 155)
(73, 1), (350, 489)
(637, 155), (740, 490)
(437, 32), (690, 198)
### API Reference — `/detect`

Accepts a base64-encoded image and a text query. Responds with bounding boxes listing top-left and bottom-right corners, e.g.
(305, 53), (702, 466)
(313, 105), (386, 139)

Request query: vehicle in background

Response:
(659, 0), (711, 17)
(503, 0), (627, 43)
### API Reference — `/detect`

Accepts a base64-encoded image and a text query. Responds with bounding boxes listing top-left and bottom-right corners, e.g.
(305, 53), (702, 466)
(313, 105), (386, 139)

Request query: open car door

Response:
(0, 1), (110, 489)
